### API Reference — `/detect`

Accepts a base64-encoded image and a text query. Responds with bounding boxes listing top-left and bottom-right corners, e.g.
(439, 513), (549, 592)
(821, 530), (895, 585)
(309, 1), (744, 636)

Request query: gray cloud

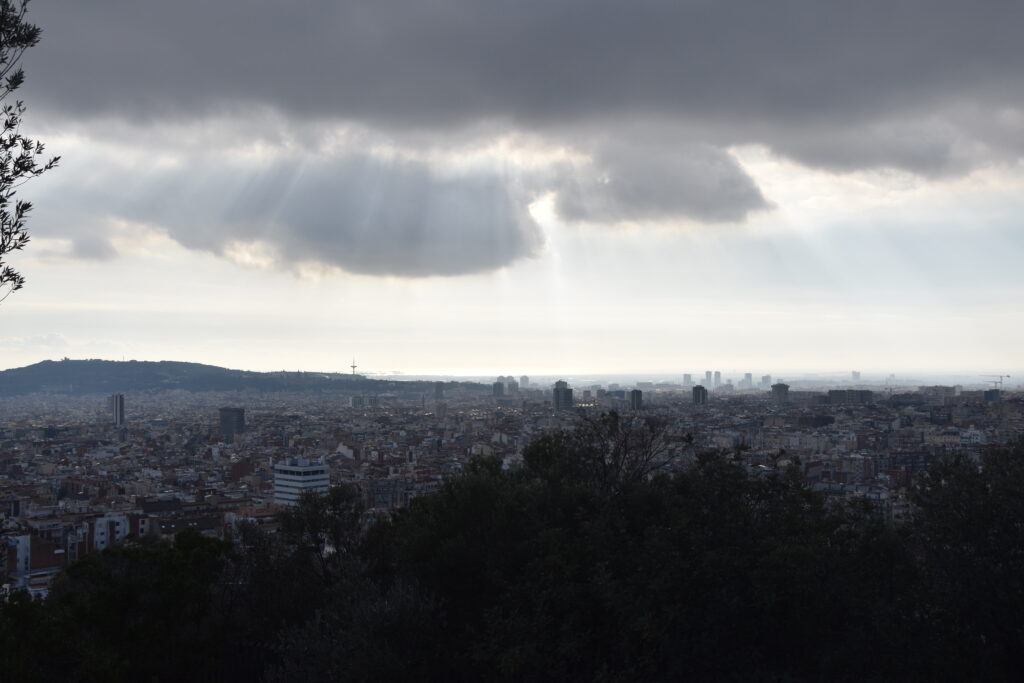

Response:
(15, 0), (1024, 275)
(554, 141), (768, 224)
(70, 234), (118, 261)
(21, 1), (1024, 176)
(31, 152), (543, 277)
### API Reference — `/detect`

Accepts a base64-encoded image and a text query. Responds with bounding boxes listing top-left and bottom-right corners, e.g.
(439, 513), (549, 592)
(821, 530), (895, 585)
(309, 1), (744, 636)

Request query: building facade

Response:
(553, 380), (574, 411)
(273, 457), (330, 506)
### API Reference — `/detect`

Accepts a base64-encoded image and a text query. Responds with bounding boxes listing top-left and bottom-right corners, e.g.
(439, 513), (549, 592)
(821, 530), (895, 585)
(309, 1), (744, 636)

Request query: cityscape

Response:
(4, 362), (1021, 594)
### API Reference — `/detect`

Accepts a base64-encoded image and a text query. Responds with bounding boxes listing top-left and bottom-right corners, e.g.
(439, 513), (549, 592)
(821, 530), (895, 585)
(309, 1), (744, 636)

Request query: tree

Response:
(911, 443), (1024, 679)
(0, 0), (58, 303)
(524, 410), (679, 494)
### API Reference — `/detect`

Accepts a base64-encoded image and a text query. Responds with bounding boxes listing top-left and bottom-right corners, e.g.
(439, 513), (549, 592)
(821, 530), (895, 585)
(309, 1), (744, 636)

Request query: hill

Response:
(0, 359), (486, 396)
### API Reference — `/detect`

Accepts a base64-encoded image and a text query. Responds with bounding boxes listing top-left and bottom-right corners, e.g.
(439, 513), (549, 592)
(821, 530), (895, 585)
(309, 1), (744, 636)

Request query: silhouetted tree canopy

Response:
(4, 432), (1024, 681)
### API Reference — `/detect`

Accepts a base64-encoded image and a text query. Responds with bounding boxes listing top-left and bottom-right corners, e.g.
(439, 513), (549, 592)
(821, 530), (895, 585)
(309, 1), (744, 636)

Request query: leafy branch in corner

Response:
(0, 0), (59, 303)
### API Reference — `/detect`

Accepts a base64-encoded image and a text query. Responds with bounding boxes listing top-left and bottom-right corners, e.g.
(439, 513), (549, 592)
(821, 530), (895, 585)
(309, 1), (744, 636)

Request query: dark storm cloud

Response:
(24, 0), (1024, 172)
(17, 1), (1024, 273)
(30, 152), (543, 277)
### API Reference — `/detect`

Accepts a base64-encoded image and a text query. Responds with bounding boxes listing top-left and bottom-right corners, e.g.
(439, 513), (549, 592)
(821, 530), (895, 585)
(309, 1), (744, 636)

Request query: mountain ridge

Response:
(0, 359), (486, 396)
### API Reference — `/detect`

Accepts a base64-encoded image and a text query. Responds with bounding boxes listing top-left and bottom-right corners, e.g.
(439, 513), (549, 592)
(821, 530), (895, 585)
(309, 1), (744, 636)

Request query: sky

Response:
(2, 0), (1024, 378)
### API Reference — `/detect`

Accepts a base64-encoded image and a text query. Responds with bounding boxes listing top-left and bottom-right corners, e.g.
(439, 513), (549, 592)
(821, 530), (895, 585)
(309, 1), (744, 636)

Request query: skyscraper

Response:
(109, 393), (125, 427)
(852, 370), (861, 382)
(705, 371), (712, 385)
(219, 407), (246, 444)
(520, 375), (530, 388)
(683, 373), (693, 386)
(553, 380), (574, 411)
(693, 385), (708, 405)
(629, 389), (643, 410)
(492, 381), (505, 397)
(713, 371), (721, 388)
(761, 374), (772, 389)
(771, 383), (790, 405)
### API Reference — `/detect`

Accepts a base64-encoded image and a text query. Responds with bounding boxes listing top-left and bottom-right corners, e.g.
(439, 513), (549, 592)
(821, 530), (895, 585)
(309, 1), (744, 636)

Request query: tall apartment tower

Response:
(520, 375), (530, 389)
(713, 371), (722, 388)
(492, 381), (505, 397)
(693, 385), (708, 405)
(553, 380), (574, 411)
(219, 407), (246, 444)
(629, 389), (643, 410)
(109, 393), (125, 427)
(761, 375), (772, 389)
(683, 373), (693, 386)
(705, 371), (713, 385)
(771, 383), (790, 405)
(273, 457), (330, 506)
(851, 371), (861, 382)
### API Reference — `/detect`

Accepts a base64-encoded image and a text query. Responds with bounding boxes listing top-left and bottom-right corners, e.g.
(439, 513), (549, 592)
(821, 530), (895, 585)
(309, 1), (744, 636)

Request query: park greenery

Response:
(3, 421), (1024, 682)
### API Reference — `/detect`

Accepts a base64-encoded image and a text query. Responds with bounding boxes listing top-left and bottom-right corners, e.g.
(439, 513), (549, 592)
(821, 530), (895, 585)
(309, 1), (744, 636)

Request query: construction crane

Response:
(981, 374), (1011, 389)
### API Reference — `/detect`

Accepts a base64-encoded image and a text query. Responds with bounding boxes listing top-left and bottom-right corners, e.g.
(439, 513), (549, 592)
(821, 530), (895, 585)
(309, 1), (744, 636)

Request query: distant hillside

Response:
(0, 359), (487, 397)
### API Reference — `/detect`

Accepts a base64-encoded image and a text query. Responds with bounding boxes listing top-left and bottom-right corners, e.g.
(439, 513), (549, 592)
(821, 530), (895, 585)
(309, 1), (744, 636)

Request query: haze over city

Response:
(2, 1), (1024, 375)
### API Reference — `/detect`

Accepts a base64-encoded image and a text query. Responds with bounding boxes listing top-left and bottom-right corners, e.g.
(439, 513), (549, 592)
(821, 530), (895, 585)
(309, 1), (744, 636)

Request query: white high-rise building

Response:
(273, 457), (330, 506)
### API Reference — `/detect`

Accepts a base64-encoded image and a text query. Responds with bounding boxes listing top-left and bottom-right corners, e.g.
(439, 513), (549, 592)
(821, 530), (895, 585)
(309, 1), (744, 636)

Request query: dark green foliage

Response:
(911, 449), (1024, 680)
(4, 437), (1024, 681)
(0, 589), (57, 683)
(46, 531), (228, 682)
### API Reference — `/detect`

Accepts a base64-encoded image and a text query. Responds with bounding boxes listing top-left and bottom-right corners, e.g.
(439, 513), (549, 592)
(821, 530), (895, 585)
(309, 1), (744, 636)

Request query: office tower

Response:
(553, 380), (574, 410)
(693, 385), (708, 405)
(761, 375), (772, 389)
(508, 380), (519, 395)
(520, 375), (530, 388)
(219, 407), (246, 444)
(705, 371), (712, 385)
(273, 457), (330, 506)
(492, 381), (505, 397)
(771, 383), (790, 405)
(713, 371), (721, 388)
(851, 371), (861, 382)
(629, 389), (643, 410)
(743, 373), (753, 389)
(683, 373), (693, 386)
(109, 393), (125, 427)
(433, 381), (444, 399)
